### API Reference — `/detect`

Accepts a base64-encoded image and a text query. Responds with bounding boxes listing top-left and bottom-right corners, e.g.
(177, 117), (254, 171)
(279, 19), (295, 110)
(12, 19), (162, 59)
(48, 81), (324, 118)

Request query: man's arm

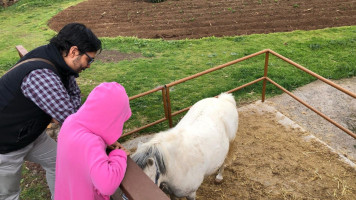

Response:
(21, 69), (81, 124)
(67, 75), (81, 109)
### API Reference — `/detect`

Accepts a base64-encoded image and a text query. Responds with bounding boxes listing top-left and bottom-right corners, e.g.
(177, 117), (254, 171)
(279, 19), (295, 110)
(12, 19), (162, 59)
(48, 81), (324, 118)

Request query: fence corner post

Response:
(162, 85), (173, 128)
(261, 51), (269, 102)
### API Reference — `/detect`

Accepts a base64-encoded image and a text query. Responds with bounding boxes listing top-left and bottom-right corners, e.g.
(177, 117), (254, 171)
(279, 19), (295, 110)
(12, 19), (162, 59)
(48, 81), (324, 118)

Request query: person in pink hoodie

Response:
(54, 82), (132, 200)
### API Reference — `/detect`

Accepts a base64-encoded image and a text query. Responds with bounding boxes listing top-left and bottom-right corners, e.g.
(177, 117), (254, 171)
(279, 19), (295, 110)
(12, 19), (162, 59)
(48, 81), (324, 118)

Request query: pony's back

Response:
(176, 93), (238, 141)
(217, 93), (239, 141)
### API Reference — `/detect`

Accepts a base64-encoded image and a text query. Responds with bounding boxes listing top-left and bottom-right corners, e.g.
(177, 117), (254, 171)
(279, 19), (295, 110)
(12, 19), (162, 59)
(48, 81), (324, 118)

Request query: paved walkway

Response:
(267, 77), (356, 163)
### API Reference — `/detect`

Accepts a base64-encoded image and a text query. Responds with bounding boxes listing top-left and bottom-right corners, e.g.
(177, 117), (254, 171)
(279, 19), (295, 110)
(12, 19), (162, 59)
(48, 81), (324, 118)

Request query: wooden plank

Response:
(15, 45), (28, 58)
(112, 158), (169, 200)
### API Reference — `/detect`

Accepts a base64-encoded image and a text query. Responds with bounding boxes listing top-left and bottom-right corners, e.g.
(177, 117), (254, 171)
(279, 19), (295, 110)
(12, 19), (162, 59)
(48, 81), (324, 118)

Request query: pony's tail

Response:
(218, 93), (236, 106)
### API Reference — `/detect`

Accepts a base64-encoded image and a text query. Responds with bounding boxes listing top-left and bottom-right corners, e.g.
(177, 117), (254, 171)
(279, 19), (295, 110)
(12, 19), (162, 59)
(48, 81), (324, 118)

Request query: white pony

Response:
(131, 93), (238, 200)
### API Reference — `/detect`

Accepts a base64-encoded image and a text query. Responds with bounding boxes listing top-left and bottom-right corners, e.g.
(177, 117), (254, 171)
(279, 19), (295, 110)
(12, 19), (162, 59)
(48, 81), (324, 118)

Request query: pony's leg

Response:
(186, 191), (196, 200)
(215, 164), (225, 183)
(170, 194), (178, 200)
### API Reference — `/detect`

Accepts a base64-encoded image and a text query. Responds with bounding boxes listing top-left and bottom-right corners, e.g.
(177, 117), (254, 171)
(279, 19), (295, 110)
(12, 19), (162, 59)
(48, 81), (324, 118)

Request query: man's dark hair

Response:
(50, 23), (102, 56)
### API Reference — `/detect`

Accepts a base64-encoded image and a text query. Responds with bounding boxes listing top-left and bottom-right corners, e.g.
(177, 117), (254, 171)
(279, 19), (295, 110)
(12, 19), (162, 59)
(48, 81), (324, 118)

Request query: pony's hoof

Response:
(214, 177), (223, 184)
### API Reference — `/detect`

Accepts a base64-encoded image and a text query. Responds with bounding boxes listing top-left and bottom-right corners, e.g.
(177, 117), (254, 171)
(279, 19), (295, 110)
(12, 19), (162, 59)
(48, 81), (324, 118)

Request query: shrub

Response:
(148, 0), (166, 3)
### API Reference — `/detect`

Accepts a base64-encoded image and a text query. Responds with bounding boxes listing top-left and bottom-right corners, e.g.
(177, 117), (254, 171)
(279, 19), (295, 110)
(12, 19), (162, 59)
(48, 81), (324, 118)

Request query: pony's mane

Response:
(131, 143), (167, 175)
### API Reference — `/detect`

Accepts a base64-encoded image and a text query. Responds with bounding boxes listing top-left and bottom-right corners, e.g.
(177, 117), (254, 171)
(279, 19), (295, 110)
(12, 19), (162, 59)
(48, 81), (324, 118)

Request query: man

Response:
(0, 23), (102, 199)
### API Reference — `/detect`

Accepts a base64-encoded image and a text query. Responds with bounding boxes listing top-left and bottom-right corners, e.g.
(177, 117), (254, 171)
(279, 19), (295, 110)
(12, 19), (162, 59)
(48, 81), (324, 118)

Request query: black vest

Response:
(0, 44), (78, 153)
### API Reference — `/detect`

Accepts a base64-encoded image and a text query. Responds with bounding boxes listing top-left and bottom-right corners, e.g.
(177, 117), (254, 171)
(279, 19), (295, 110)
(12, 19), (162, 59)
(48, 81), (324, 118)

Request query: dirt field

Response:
(48, 0), (356, 40)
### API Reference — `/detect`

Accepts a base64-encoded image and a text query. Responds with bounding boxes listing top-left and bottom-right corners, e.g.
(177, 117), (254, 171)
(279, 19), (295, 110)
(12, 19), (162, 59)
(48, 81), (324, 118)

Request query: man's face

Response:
(64, 46), (96, 73)
(72, 51), (96, 73)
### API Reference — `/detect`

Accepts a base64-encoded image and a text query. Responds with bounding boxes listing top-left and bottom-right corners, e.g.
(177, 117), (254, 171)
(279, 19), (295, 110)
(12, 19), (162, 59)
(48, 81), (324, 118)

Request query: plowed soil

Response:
(48, 0), (356, 40)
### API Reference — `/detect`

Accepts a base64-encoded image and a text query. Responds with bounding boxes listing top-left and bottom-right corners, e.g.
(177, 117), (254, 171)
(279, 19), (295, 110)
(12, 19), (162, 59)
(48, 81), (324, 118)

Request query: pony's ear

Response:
(147, 157), (154, 166)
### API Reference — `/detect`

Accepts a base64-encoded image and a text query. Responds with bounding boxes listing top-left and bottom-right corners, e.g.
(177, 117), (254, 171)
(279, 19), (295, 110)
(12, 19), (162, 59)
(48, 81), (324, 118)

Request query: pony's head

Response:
(131, 143), (167, 186)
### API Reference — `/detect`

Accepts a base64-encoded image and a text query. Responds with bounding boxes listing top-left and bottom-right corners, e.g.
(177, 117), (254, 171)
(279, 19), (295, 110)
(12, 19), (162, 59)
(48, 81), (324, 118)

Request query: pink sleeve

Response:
(89, 144), (128, 195)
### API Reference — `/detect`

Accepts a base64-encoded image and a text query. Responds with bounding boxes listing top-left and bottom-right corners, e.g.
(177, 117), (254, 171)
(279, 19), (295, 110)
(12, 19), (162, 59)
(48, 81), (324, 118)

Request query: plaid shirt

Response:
(21, 69), (81, 124)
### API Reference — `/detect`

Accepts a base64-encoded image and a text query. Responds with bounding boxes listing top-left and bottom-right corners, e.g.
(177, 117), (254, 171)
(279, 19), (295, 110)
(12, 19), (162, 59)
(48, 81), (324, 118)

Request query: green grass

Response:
(1, 0), (356, 137)
(1, 1), (356, 198)
(20, 164), (51, 200)
(0, 0), (82, 74)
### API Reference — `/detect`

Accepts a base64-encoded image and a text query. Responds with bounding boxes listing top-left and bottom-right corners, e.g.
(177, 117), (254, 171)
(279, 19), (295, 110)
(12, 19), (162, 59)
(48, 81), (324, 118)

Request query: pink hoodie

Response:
(55, 82), (132, 200)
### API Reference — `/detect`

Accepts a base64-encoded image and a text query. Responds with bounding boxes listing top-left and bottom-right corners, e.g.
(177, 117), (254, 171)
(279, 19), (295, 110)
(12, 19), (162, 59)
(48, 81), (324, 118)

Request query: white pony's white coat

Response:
(131, 93), (238, 200)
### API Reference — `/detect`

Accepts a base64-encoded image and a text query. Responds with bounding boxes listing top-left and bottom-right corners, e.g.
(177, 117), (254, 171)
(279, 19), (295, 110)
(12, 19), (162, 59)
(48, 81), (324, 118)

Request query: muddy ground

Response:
(48, 0), (356, 40)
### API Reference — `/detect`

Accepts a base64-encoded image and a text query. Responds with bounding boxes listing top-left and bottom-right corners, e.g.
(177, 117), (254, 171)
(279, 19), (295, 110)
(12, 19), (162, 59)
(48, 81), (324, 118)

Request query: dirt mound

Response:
(48, 0), (356, 40)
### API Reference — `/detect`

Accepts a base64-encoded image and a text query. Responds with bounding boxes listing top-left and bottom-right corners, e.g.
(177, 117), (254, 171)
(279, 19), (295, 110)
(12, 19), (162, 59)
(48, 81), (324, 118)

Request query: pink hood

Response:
(55, 82), (132, 200)
(74, 82), (131, 145)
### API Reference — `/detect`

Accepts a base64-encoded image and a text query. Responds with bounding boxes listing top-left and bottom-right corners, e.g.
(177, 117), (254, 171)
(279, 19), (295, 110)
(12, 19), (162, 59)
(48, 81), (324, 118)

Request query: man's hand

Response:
(51, 118), (59, 124)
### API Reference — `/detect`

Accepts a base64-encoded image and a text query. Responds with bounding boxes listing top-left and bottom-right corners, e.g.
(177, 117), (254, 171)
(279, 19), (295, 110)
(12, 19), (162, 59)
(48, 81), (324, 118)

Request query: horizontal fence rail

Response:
(125, 49), (356, 139)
